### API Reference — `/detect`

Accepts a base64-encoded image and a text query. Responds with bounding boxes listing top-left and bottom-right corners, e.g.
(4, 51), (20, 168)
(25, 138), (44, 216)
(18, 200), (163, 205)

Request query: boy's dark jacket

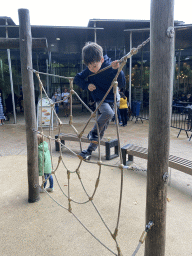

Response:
(74, 55), (126, 103)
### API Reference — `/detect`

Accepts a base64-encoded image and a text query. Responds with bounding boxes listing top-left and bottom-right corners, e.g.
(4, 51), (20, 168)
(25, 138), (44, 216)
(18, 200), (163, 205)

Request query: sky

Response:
(0, 0), (192, 27)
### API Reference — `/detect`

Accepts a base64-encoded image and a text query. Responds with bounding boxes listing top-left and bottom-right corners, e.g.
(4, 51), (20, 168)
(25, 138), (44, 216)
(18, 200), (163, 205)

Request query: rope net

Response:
(30, 37), (150, 256)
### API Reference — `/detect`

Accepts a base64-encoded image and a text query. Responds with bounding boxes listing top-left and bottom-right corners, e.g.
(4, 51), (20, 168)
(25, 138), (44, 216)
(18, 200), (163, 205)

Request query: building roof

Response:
(88, 18), (185, 28)
(0, 16), (16, 26)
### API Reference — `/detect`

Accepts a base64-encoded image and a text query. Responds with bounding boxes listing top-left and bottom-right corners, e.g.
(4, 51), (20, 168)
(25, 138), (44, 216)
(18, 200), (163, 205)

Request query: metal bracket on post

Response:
(167, 27), (174, 38)
(163, 172), (169, 182)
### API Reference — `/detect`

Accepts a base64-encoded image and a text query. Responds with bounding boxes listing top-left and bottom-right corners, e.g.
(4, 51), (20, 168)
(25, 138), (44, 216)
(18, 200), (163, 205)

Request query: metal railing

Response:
(171, 104), (192, 138)
(130, 101), (192, 139)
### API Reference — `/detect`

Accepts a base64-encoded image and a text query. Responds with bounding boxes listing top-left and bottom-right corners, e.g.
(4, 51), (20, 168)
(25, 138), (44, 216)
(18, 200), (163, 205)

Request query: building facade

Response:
(0, 16), (192, 110)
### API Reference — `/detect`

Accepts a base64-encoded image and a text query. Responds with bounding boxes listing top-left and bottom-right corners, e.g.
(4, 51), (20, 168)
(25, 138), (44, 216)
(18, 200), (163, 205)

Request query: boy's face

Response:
(87, 57), (104, 73)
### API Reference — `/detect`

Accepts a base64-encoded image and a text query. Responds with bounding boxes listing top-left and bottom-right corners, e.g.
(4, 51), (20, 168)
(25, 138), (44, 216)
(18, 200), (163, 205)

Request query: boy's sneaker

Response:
(46, 187), (54, 192)
(78, 150), (92, 161)
(87, 131), (98, 144)
(39, 187), (45, 193)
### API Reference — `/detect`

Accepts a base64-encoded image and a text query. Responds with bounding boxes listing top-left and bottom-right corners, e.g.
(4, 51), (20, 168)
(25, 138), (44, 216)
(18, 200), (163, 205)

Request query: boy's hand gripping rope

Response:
(88, 37), (150, 78)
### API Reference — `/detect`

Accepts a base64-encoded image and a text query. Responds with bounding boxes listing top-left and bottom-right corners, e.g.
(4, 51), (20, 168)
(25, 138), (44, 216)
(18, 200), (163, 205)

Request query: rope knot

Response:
(130, 48), (138, 55)
(118, 164), (124, 170)
(76, 169), (81, 179)
(112, 227), (118, 240)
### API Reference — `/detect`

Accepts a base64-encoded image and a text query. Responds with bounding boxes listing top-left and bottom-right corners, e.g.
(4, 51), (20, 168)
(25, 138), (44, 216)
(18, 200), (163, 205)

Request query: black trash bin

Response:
(131, 101), (143, 123)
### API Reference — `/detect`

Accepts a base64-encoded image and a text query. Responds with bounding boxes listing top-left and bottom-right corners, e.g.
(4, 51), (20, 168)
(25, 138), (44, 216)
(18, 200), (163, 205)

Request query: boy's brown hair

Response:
(82, 42), (103, 66)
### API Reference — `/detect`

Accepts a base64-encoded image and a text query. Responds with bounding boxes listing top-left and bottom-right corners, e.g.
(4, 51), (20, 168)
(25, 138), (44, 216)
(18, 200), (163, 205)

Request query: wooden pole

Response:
(145, 0), (174, 255)
(18, 8), (40, 203)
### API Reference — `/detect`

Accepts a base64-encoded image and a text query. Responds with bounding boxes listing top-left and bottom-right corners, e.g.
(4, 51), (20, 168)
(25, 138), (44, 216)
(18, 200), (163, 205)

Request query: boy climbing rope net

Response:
(74, 42), (126, 160)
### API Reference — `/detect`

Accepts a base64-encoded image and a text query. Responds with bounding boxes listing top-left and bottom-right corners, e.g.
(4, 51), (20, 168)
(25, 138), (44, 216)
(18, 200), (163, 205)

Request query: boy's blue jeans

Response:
(44, 174), (53, 188)
(55, 105), (59, 114)
(87, 101), (114, 152)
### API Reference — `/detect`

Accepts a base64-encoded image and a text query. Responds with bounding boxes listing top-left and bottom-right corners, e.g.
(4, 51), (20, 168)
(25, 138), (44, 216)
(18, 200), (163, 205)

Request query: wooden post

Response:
(145, 0), (174, 255)
(18, 9), (40, 203)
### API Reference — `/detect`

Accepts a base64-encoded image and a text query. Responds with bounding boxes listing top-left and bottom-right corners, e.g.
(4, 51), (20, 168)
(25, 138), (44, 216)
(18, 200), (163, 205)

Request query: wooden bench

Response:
(55, 133), (119, 160)
(121, 144), (192, 176)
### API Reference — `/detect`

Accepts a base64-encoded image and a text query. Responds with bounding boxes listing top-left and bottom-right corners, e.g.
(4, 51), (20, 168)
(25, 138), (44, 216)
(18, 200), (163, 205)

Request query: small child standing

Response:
(0, 92), (5, 125)
(74, 42), (125, 160)
(62, 88), (70, 117)
(119, 92), (128, 127)
(37, 134), (54, 193)
(52, 92), (59, 114)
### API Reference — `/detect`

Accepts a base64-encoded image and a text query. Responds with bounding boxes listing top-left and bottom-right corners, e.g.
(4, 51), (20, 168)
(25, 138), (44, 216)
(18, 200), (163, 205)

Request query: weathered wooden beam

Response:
(145, 0), (175, 255)
(19, 8), (40, 203)
(0, 38), (48, 49)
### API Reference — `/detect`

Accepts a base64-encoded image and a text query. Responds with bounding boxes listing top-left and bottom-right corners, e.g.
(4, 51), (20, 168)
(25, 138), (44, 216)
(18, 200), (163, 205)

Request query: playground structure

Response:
(27, 34), (152, 255)
(0, 2), (180, 255)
